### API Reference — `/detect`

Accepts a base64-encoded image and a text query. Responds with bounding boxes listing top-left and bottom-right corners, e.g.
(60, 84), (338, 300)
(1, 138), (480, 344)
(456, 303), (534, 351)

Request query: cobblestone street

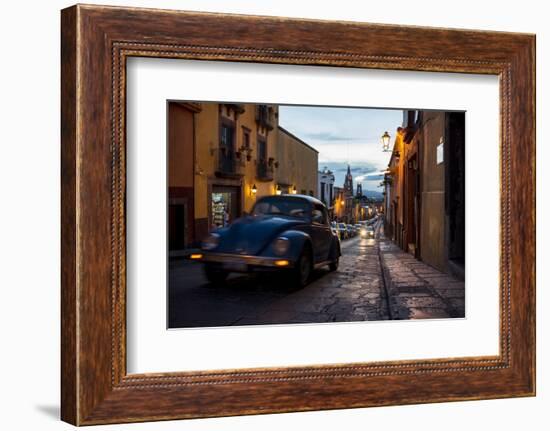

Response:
(168, 220), (465, 328)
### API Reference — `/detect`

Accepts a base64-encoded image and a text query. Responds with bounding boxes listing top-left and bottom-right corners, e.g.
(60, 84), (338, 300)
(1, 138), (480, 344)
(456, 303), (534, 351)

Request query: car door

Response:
(310, 203), (332, 262)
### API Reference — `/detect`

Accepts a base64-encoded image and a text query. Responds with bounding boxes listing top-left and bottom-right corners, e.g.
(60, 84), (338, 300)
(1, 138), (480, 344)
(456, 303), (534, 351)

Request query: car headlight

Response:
(201, 233), (220, 250)
(272, 237), (290, 256)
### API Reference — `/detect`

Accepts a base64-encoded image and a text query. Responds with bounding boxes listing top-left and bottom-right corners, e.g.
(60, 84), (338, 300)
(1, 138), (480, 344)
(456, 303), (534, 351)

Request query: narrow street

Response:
(168, 220), (464, 328)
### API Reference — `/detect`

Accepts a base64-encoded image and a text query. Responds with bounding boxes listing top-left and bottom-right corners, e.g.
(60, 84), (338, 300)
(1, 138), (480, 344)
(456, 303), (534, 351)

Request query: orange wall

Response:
(168, 104), (194, 188)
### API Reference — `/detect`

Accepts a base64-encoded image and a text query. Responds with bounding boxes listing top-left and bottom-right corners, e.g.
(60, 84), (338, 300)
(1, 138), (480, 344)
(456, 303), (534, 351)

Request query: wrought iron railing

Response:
(256, 160), (273, 181)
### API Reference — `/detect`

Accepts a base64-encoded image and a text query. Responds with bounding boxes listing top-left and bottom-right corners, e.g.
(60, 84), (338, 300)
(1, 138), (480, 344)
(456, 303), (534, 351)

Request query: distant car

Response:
(346, 224), (355, 238)
(360, 225), (375, 238)
(366, 225), (375, 238)
(194, 195), (341, 288)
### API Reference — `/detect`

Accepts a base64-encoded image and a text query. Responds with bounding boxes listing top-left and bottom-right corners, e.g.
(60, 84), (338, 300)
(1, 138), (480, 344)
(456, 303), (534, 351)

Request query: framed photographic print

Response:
(61, 4), (535, 425)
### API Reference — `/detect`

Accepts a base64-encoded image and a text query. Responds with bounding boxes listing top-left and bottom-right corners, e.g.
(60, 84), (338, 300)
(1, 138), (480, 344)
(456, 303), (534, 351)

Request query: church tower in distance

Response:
(344, 164), (354, 195)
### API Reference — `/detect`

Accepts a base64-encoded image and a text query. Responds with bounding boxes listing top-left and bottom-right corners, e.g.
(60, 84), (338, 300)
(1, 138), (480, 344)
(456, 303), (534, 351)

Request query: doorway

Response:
(405, 155), (420, 256)
(211, 185), (241, 230)
(168, 203), (188, 251)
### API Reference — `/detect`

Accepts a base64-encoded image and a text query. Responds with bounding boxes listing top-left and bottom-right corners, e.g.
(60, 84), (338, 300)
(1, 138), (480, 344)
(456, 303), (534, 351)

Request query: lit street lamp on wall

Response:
(381, 131), (391, 152)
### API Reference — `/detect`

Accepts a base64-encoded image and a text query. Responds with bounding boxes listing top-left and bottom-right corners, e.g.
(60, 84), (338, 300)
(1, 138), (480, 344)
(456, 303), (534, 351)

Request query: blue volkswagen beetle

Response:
(196, 194), (341, 287)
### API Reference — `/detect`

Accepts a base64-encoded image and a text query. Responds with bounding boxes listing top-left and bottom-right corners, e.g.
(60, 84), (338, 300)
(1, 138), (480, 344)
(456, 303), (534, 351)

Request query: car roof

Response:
(257, 194), (325, 207)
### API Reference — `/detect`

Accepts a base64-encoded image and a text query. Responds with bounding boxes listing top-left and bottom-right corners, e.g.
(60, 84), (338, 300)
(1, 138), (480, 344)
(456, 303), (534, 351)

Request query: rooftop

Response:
(278, 126), (319, 154)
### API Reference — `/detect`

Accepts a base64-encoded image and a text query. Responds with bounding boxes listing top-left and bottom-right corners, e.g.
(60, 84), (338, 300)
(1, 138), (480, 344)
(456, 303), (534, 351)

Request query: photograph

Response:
(167, 102), (466, 328)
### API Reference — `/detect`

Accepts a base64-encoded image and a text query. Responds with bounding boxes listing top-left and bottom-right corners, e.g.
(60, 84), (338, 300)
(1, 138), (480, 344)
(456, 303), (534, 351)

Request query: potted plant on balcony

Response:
(245, 147), (253, 162)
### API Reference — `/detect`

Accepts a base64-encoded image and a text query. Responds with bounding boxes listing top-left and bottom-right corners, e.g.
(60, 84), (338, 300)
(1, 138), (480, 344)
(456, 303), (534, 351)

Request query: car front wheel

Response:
(203, 264), (228, 285)
(291, 247), (312, 288)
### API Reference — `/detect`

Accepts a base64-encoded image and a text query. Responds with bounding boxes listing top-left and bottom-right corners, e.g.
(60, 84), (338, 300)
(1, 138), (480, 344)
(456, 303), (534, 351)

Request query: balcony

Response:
(223, 103), (245, 115)
(256, 160), (274, 182)
(255, 105), (275, 131)
(215, 148), (243, 179)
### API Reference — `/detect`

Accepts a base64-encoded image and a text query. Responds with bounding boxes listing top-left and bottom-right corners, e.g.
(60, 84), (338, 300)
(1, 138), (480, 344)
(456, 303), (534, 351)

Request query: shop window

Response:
(211, 186), (240, 230)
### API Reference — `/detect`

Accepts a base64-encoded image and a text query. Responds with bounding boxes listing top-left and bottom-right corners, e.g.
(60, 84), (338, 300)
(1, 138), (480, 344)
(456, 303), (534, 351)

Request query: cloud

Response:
(278, 105), (403, 192)
(321, 161), (378, 174)
(302, 131), (357, 141)
(355, 172), (385, 182)
(358, 171), (386, 179)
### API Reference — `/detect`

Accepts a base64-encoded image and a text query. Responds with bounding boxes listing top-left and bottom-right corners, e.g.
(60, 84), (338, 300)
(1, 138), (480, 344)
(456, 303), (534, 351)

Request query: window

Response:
(221, 123), (234, 151)
(252, 197), (310, 219)
(312, 204), (328, 225)
(243, 129), (250, 149)
(219, 121), (236, 173)
(256, 136), (271, 179)
(257, 136), (266, 161)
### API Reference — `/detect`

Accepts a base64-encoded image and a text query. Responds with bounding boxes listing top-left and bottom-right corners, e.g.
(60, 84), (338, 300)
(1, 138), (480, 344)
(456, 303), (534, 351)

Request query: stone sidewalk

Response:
(379, 240), (465, 320)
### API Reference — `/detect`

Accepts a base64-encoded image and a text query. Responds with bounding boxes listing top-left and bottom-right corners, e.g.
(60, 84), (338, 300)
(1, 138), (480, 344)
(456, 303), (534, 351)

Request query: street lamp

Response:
(291, 185), (297, 194)
(251, 184), (257, 196)
(381, 131), (391, 152)
(275, 185), (282, 195)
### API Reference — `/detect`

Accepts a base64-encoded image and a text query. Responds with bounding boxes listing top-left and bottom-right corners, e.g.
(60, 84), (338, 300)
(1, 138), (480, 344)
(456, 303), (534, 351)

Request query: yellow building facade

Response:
(276, 126), (318, 196)
(168, 102), (319, 251)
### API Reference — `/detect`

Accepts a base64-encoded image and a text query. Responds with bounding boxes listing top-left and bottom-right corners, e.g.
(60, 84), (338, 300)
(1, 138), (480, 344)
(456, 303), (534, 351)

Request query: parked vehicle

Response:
(346, 224), (355, 238)
(337, 223), (348, 239)
(194, 195), (341, 288)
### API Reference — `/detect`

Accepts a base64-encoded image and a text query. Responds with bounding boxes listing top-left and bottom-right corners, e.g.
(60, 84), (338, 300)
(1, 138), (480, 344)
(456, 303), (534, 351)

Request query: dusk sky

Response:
(279, 105), (403, 194)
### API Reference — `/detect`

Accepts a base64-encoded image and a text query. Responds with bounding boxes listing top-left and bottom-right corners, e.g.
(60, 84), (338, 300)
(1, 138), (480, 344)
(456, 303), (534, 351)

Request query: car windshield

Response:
(252, 197), (311, 219)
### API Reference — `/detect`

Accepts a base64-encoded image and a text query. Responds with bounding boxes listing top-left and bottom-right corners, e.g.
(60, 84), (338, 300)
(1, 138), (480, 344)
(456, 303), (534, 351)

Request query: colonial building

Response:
(168, 102), (278, 251)
(168, 102), (318, 253)
(332, 166), (371, 224)
(276, 126), (318, 197)
(333, 185), (354, 223)
(317, 167), (335, 208)
(383, 110), (465, 278)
